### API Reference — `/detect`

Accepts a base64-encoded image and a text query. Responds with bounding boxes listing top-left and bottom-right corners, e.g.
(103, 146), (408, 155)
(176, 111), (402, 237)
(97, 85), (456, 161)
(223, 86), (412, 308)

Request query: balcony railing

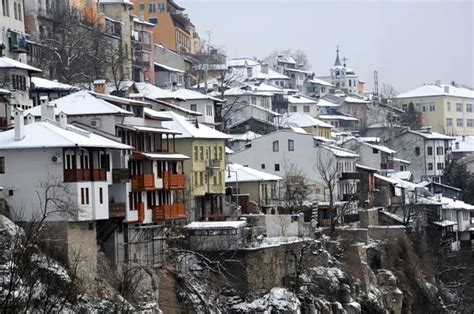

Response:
(131, 174), (155, 191)
(109, 202), (126, 218)
(340, 172), (360, 180)
(162, 171), (185, 190)
(64, 169), (106, 182)
(207, 159), (221, 169)
(152, 204), (185, 221)
(112, 168), (129, 184)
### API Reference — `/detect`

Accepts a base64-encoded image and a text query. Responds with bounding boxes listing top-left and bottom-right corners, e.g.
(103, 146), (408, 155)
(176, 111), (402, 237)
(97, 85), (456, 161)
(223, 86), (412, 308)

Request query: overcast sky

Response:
(180, 0), (473, 93)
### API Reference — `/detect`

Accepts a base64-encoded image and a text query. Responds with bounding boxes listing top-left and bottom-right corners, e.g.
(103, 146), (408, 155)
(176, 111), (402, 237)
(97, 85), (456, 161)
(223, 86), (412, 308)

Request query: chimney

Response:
(25, 113), (34, 125)
(14, 108), (25, 141)
(59, 111), (67, 129)
(93, 79), (106, 94)
(40, 96), (56, 121)
(444, 86), (449, 94)
(435, 80), (441, 87)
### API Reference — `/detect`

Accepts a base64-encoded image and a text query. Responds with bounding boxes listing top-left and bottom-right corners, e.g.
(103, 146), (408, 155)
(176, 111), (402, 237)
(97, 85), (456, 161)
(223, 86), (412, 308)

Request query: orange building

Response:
(132, 0), (193, 54)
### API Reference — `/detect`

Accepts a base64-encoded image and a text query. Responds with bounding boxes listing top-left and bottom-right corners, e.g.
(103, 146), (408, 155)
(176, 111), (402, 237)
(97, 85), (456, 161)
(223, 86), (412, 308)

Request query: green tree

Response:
(400, 101), (422, 130)
(442, 160), (474, 204)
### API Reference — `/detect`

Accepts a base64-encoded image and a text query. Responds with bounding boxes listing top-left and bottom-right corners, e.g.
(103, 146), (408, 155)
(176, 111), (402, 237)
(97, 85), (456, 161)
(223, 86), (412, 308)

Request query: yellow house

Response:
(153, 110), (231, 221)
(283, 112), (334, 139)
(395, 83), (474, 136)
(132, 0), (192, 54)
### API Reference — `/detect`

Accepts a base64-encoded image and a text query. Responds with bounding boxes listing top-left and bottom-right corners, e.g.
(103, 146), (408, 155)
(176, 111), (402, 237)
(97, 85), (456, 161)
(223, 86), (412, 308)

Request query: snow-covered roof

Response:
(118, 124), (181, 134)
(388, 171), (412, 181)
(228, 58), (260, 67)
(249, 104), (281, 116)
(313, 135), (334, 143)
(344, 96), (370, 104)
(396, 84), (474, 99)
(0, 57), (41, 73)
(282, 113), (333, 128)
(0, 88), (11, 95)
(31, 77), (76, 91)
(342, 137), (396, 154)
(154, 62), (185, 73)
(135, 82), (182, 100)
(137, 152), (190, 160)
(318, 115), (358, 121)
(0, 120), (132, 150)
(316, 98), (340, 107)
(356, 164), (378, 172)
(283, 67), (311, 74)
(185, 221), (247, 229)
(306, 77), (334, 86)
(287, 95), (317, 104)
(433, 220), (457, 227)
(392, 157), (411, 164)
(25, 91), (133, 117)
(229, 131), (261, 142)
(226, 163), (282, 183)
(143, 107), (173, 121)
(158, 111), (230, 139)
(374, 173), (400, 185)
(225, 146), (234, 154)
(404, 130), (455, 140)
(440, 197), (474, 211)
(168, 88), (223, 102)
(452, 136), (474, 152)
(90, 91), (149, 106)
(322, 144), (359, 158)
(276, 55), (296, 64)
(288, 125), (308, 134)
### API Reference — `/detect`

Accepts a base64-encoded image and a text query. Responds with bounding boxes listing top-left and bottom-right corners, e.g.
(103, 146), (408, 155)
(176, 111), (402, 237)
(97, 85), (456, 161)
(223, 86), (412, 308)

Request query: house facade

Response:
(394, 82), (474, 136)
(0, 0), (28, 61)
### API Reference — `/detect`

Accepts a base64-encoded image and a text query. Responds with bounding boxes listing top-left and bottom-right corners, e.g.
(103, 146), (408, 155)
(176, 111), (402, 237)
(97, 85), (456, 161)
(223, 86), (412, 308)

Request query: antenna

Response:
(373, 71), (379, 97)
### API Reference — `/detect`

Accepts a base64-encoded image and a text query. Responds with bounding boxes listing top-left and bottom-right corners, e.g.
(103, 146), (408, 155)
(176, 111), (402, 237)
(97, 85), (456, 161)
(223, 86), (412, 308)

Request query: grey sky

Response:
(180, 0), (473, 93)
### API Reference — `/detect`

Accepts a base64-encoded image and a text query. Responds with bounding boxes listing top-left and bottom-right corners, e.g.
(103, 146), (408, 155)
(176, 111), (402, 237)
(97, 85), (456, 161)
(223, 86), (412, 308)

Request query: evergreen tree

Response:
(442, 160), (474, 204)
(400, 101), (422, 130)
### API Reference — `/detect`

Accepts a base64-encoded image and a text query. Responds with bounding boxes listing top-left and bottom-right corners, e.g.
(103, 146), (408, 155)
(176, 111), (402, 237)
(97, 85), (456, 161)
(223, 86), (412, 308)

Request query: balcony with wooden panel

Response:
(131, 174), (155, 191)
(64, 169), (106, 182)
(152, 204), (185, 221)
(162, 171), (185, 190)
(138, 202), (145, 222)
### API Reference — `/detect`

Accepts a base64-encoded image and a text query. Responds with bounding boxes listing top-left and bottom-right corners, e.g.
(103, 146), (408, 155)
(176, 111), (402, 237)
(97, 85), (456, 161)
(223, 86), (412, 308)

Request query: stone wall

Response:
(359, 208), (380, 228)
(67, 221), (98, 283)
(368, 225), (406, 241)
(334, 228), (369, 244)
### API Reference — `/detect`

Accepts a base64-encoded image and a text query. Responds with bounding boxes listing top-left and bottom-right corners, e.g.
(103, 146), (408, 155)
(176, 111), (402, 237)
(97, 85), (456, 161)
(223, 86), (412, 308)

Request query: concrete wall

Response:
(359, 208), (380, 228)
(67, 221), (98, 282)
(368, 225), (406, 241)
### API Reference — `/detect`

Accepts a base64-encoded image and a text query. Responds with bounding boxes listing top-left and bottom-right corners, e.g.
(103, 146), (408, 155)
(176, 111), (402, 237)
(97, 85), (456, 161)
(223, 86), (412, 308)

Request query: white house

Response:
(287, 94), (319, 116)
(229, 130), (359, 202)
(227, 131), (261, 153)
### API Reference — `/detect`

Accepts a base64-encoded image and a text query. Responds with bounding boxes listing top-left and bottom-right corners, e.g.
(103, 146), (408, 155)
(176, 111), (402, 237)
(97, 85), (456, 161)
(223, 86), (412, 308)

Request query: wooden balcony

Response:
(152, 204), (185, 221)
(162, 171), (185, 190)
(340, 172), (360, 180)
(109, 202), (126, 218)
(64, 169), (106, 182)
(131, 174), (155, 191)
(138, 202), (145, 222)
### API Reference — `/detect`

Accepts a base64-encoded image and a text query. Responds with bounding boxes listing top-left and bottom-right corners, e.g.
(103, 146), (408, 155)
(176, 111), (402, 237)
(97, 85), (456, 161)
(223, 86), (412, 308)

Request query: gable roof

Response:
(158, 111), (230, 139)
(25, 90), (133, 117)
(282, 113), (333, 128)
(288, 95), (317, 104)
(226, 163), (282, 183)
(229, 131), (261, 142)
(0, 120), (132, 150)
(31, 77), (76, 91)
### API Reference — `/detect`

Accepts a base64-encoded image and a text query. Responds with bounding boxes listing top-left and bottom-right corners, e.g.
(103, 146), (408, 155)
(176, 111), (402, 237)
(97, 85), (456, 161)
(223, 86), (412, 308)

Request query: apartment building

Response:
(395, 82), (474, 136)
(0, 0), (27, 61)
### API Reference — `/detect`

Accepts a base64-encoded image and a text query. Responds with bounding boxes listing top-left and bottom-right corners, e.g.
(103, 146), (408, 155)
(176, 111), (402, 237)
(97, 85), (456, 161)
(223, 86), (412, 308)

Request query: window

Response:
(199, 172), (203, 186)
(428, 163), (433, 170)
(247, 67), (252, 77)
(291, 106), (297, 112)
(149, 3), (156, 12)
(206, 104), (213, 116)
(261, 164), (265, 169)
(467, 119), (474, 128)
(467, 104), (473, 112)
(437, 162), (444, 170)
(447, 102), (451, 111)
(13, 2), (16, 19)
(436, 146), (444, 155)
(288, 139), (294, 151)
(456, 118), (463, 127)
(218, 147), (223, 160)
(194, 146), (198, 160)
(415, 147), (420, 156)
(427, 146), (433, 155)
(199, 146), (203, 160)
(456, 103), (463, 112)
(0, 157), (4, 173)
(446, 118), (453, 127)
(272, 141), (279, 152)
(158, 2), (165, 11)
(139, 3), (145, 10)
(251, 96), (257, 104)
(99, 188), (103, 204)
(148, 17), (158, 24)
(190, 104), (197, 112)
(274, 164), (280, 171)
(372, 148), (379, 154)
(429, 103), (435, 111)
(303, 106), (310, 113)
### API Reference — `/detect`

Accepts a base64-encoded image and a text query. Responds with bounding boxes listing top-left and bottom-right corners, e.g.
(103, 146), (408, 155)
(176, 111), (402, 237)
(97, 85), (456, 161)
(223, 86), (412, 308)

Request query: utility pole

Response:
(204, 31), (211, 93)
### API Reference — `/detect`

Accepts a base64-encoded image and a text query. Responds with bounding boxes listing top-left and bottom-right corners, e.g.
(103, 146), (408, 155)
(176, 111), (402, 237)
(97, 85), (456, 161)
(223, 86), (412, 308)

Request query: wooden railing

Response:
(162, 171), (185, 189)
(131, 174), (155, 191)
(109, 202), (126, 218)
(64, 169), (106, 182)
(152, 204), (185, 221)
(112, 168), (129, 184)
(138, 202), (145, 222)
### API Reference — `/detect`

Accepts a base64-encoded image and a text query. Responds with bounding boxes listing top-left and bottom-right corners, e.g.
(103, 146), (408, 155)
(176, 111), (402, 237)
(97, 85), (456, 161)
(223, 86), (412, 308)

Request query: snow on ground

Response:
(232, 288), (301, 313)
(243, 236), (305, 249)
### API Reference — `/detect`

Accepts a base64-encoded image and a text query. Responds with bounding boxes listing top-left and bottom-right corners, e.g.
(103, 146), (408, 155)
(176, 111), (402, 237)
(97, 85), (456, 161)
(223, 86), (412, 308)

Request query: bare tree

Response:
(380, 83), (399, 100)
(279, 163), (312, 213)
(264, 49), (311, 70)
